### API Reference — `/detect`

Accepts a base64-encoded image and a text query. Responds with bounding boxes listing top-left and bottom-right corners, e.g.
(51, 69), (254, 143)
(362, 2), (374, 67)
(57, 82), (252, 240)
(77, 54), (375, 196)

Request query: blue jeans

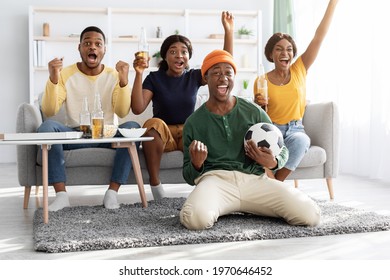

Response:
(37, 120), (141, 184)
(274, 120), (310, 171)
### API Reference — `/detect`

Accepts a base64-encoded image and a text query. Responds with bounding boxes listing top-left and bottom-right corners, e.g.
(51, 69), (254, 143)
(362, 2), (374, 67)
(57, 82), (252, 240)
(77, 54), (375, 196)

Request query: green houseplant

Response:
(240, 79), (250, 97)
(152, 51), (161, 60)
(152, 51), (162, 66)
(243, 79), (249, 90)
(237, 26), (253, 39)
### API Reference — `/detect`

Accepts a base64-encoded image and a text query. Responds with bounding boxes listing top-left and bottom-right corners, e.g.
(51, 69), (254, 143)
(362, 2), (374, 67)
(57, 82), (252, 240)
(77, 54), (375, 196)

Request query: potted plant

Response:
(243, 79), (249, 90)
(152, 51), (162, 66)
(241, 79), (250, 97)
(237, 26), (253, 39)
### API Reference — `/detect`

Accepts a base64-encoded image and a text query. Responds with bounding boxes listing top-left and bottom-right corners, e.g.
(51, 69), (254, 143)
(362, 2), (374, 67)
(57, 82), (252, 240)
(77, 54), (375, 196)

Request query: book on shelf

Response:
(33, 40), (38, 67)
(33, 40), (46, 67)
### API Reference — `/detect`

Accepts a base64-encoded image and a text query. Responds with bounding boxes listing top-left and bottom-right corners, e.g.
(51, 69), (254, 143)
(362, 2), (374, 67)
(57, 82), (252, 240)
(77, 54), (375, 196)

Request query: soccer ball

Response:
(244, 122), (284, 156)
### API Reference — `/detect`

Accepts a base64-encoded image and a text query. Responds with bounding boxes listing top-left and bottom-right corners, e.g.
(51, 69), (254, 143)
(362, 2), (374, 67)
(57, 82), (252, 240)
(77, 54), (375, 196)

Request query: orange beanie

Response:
(201, 49), (237, 78)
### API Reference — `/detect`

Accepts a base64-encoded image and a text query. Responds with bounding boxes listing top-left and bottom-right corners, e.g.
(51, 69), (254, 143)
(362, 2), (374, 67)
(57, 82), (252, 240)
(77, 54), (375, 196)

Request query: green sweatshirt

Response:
(183, 97), (289, 185)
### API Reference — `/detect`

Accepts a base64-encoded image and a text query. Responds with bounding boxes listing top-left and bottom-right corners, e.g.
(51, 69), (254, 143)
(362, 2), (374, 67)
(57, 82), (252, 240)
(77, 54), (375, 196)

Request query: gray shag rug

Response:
(33, 197), (390, 253)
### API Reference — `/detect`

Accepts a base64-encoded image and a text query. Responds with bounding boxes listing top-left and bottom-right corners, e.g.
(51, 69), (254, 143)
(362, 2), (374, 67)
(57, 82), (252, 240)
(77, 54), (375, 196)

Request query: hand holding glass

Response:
(254, 77), (268, 111)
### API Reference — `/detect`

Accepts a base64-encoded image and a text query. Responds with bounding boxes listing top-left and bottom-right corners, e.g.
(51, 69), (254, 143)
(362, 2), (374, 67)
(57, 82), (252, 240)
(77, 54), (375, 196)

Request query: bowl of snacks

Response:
(103, 125), (118, 138)
(118, 128), (147, 138)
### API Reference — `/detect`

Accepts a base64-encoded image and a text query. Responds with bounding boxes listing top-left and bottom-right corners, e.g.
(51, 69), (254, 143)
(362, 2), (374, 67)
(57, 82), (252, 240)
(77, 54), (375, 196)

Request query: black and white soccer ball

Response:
(244, 122), (284, 156)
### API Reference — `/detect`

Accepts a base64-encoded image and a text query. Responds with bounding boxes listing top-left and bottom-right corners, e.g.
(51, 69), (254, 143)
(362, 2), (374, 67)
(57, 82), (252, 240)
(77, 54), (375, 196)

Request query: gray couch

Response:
(16, 101), (339, 208)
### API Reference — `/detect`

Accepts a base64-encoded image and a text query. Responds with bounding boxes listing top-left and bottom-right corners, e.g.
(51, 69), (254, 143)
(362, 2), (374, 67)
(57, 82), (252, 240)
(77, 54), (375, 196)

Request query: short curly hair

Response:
(264, 33), (297, 63)
(80, 26), (106, 43)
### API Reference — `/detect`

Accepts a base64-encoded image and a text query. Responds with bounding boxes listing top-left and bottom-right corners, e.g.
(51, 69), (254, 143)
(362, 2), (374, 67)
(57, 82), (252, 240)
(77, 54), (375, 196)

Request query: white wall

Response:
(0, 0), (272, 163)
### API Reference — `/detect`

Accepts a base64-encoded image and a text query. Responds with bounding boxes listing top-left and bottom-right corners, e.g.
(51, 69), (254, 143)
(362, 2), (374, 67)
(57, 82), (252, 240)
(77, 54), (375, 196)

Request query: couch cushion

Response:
(37, 147), (116, 167)
(158, 150), (184, 169)
(298, 146), (326, 168)
(16, 103), (42, 133)
(37, 148), (184, 169)
(36, 144), (321, 170)
(38, 93), (68, 124)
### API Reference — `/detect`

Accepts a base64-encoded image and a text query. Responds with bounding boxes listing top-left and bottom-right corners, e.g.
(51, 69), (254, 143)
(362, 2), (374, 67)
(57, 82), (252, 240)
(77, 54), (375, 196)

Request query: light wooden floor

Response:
(1, 162), (390, 260)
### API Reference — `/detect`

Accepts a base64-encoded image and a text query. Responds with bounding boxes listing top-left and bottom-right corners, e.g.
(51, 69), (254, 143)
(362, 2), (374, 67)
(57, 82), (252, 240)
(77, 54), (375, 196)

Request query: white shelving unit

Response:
(29, 6), (262, 105)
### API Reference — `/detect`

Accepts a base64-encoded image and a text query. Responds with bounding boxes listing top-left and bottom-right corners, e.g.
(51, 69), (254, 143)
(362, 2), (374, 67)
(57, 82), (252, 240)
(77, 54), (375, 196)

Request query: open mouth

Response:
(174, 61), (184, 68)
(217, 84), (228, 95)
(279, 58), (289, 67)
(88, 53), (97, 63)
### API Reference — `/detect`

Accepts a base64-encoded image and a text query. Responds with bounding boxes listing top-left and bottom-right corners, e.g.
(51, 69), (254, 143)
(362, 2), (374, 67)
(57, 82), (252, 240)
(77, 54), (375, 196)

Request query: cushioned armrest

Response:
(303, 102), (340, 178)
(16, 103), (43, 186)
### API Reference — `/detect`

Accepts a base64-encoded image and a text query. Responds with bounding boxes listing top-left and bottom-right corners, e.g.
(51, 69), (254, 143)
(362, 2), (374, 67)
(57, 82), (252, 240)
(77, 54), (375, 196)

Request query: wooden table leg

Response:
(112, 142), (148, 208)
(127, 143), (148, 208)
(41, 144), (49, 224)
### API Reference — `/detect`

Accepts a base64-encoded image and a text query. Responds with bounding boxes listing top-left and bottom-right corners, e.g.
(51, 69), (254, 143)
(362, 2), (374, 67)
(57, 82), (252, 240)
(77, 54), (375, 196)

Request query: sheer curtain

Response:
(293, 0), (390, 182)
(273, 0), (295, 37)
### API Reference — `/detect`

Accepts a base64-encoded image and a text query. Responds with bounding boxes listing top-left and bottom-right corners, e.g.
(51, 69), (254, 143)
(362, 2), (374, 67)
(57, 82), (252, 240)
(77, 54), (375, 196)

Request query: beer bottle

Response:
(91, 92), (104, 139)
(79, 96), (91, 138)
(138, 27), (149, 60)
(254, 64), (268, 112)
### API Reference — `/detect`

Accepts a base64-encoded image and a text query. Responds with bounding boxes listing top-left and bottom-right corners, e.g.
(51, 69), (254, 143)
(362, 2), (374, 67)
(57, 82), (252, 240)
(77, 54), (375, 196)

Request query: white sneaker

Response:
(151, 183), (165, 200)
(48, 191), (70, 211)
(103, 189), (120, 209)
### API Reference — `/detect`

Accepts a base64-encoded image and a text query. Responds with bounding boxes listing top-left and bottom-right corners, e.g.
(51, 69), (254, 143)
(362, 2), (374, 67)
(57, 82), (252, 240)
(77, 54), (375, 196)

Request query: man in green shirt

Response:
(180, 50), (320, 230)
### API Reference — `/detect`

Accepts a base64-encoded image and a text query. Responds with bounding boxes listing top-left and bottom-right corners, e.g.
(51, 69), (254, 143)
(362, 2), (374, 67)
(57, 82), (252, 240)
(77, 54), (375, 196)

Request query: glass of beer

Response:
(91, 118), (104, 139)
(80, 124), (91, 138)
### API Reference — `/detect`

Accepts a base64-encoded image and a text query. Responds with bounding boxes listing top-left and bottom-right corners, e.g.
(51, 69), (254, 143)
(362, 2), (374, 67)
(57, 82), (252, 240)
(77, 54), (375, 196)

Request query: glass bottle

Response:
(138, 27), (149, 60)
(79, 96), (91, 138)
(254, 64), (268, 111)
(91, 92), (104, 139)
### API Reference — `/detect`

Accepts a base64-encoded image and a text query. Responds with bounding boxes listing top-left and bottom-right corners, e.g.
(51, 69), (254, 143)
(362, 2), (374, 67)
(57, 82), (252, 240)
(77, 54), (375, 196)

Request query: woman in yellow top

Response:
(254, 0), (339, 181)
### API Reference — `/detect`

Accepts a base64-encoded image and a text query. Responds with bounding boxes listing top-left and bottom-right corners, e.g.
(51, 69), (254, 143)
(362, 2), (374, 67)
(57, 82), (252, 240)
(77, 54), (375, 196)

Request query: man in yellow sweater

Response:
(38, 26), (140, 211)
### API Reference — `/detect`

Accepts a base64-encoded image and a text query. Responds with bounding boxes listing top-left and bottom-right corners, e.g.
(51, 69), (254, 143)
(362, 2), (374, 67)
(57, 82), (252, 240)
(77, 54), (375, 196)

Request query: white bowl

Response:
(118, 128), (147, 138)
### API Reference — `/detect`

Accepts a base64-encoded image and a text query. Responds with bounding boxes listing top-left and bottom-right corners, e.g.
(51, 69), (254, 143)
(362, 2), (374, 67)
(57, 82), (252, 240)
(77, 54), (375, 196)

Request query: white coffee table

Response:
(0, 136), (153, 223)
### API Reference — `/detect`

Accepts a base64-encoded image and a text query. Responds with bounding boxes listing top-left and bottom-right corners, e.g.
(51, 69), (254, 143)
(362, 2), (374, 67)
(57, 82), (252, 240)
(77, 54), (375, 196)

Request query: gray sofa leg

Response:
(23, 186), (32, 209)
